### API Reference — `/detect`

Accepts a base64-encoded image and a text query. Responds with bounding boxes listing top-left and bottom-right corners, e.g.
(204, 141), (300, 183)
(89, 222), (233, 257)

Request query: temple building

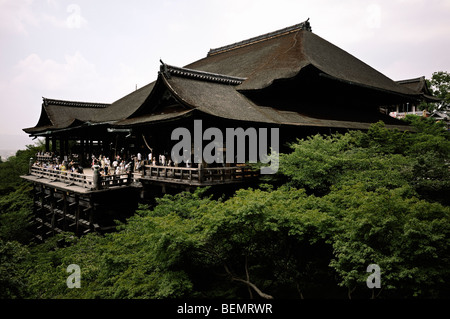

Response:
(21, 20), (432, 240)
(383, 76), (441, 118)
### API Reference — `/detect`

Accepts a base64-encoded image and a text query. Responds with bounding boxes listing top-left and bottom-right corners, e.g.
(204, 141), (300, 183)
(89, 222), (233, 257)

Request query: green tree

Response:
(0, 240), (30, 298)
(402, 115), (450, 205)
(22, 184), (450, 299)
(6, 121), (450, 299)
(328, 185), (450, 298)
(0, 143), (44, 194)
(278, 127), (412, 195)
(419, 71), (450, 111)
(430, 71), (450, 107)
(0, 143), (43, 242)
(0, 183), (33, 243)
(278, 120), (450, 204)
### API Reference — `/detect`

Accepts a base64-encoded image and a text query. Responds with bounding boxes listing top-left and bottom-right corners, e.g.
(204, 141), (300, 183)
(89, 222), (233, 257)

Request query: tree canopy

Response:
(420, 71), (450, 111)
(430, 71), (450, 107)
(1, 118), (449, 299)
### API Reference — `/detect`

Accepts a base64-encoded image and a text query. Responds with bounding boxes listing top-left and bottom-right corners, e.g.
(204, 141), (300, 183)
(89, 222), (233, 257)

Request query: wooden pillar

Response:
(52, 136), (57, 153)
(75, 195), (80, 237)
(36, 183), (45, 240)
(198, 164), (203, 183)
(89, 197), (94, 232)
(45, 137), (50, 152)
(128, 171), (133, 185)
(65, 138), (69, 159)
(59, 137), (64, 157)
(33, 184), (38, 216)
(40, 185), (45, 216)
(89, 139), (93, 158)
(63, 192), (68, 231)
(80, 139), (85, 166)
(93, 166), (101, 190)
(50, 189), (56, 236)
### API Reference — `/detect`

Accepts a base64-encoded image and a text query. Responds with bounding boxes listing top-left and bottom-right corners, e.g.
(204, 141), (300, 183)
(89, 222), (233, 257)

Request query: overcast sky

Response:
(1, 0), (450, 150)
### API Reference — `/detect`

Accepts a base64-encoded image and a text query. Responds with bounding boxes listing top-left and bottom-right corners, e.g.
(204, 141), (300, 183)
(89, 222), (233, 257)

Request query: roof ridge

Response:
(207, 19), (312, 57)
(43, 97), (110, 108)
(395, 76), (426, 85)
(160, 61), (247, 85)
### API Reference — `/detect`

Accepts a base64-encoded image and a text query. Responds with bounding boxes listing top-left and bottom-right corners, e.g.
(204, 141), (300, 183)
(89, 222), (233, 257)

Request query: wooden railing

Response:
(142, 165), (259, 185)
(98, 173), (134, 189)
(29, 164), (259, 189)
(29, 166), (133, 190)
(30, 166), (93, 189)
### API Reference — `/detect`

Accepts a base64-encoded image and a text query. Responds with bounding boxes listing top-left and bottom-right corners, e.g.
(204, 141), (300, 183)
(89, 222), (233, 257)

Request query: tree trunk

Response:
(348, 286), (356, 299)
(224, 262), (274, 300)
(245, 256), (253, 299)
(296, 282), (304, 299)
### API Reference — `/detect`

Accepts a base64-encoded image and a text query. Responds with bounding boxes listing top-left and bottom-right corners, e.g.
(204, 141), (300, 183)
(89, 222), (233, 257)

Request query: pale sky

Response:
(1, 0), (450, 150)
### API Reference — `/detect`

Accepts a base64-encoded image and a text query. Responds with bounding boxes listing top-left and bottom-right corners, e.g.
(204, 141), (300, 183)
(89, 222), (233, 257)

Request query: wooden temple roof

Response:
(24, 19), (430, 136)
(396, 77), (441, 103)
(24, 98), (111, 134)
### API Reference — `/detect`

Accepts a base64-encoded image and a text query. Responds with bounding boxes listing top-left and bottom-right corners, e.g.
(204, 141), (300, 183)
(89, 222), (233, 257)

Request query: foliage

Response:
(20, 188), (335, 299)
(278, 120), (450, 204)
(1, 120), (449, 299)
(430, 71), (450, 107)
(419, 71), (450, 111)
(403, 114), (448, 138)
(278, 130), (412, 195)
(0, 240), (30, 298)
(19, 183), (450, 299)
(23, 211), (198, 299)
(328, 185), (450, 298)
(0, 143), (44, 195)
(0, 183), (33, 243)
(0, 143), (42, 243)
(402, 116), (450, 205)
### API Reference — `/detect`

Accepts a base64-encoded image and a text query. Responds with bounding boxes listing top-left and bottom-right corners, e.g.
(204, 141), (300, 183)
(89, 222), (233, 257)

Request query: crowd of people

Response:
(91, 151), (182, 175)
(33, 152), (84, 174)
(91, 154), (133, 176)
(145, 152), (174, 167)
(33, 150), (188, 177)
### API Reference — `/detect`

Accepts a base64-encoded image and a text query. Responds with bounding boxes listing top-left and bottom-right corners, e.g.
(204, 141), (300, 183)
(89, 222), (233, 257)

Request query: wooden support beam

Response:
(50, 188), (56, 236)
(63, 192), (68, 231)
(45, 137), (50, 153)
(89, 197), (94, 229)
(51, 136), (56, 153)
(75, 195), (80, 236)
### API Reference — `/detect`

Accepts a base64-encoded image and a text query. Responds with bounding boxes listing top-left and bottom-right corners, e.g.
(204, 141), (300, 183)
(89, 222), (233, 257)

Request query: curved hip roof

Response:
(24, 20), (424, 135)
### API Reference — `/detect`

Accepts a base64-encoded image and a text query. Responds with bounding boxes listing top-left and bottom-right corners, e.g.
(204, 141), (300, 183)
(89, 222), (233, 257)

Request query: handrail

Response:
(98, 173), (133, 189)
(30, 165), (133, 190)
(142, 164), (259, 184)
(30, 164), (259, 189)
(30, 166), (93, 189)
